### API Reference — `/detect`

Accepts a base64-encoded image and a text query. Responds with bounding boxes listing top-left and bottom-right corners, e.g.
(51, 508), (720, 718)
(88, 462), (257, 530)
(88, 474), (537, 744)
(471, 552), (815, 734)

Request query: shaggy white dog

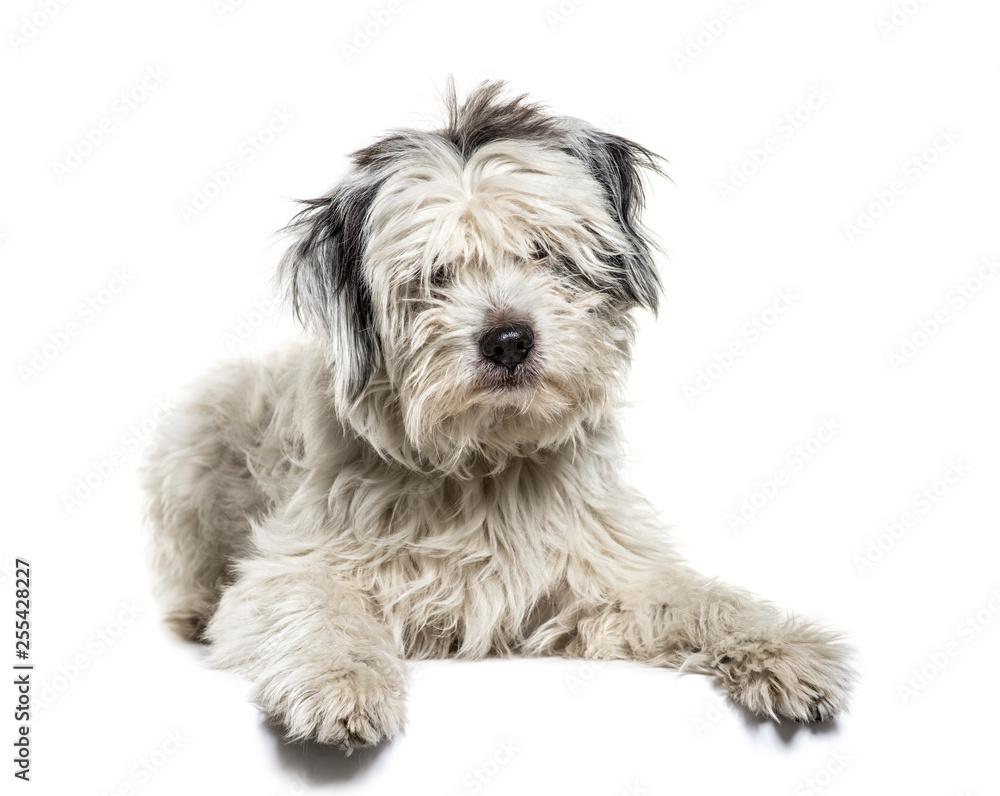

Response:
(144, 82), (854, 749)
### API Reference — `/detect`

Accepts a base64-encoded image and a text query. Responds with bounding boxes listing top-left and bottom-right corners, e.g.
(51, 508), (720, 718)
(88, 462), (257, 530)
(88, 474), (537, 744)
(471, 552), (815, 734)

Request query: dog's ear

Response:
(570, 130), (666, 313)
(279, 177), (381, 402)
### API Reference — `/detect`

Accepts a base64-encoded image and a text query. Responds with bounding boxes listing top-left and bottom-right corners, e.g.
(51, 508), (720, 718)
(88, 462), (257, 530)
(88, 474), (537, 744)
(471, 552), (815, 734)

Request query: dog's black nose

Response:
(479, 322), (534, 368)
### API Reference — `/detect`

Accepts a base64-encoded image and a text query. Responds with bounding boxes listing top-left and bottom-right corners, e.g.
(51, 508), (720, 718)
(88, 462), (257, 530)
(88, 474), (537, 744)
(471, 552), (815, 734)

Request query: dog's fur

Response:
(143, 82), (854, 748)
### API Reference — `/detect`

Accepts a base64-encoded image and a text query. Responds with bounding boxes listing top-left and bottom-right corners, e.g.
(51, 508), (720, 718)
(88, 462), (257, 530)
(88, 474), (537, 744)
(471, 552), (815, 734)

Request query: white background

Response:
(4, 0), (1000, 794)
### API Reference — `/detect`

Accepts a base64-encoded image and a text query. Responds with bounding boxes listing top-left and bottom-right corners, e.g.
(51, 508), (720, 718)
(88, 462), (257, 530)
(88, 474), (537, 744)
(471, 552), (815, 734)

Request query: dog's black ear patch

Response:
(280, 177), (382, 400)
(569, 130), (666, 313)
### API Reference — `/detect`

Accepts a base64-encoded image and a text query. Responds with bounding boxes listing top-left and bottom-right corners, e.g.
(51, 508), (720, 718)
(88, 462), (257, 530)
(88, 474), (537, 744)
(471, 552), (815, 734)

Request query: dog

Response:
(143, 81), (855, 749)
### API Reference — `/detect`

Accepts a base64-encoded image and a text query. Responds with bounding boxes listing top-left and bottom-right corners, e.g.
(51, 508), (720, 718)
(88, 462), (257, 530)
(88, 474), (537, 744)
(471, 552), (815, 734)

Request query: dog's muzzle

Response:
(479, 322), (534, 370)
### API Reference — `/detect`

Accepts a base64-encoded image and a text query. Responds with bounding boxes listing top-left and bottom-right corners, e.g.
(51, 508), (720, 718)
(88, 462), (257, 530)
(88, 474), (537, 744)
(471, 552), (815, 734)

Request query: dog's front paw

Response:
(712, 624), (856, 722)
(257, 653), (408, 751)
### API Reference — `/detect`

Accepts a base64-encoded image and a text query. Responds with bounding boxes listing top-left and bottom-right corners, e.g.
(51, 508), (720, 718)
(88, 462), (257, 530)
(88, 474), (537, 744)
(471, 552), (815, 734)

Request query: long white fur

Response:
(143, 88), (855, 750)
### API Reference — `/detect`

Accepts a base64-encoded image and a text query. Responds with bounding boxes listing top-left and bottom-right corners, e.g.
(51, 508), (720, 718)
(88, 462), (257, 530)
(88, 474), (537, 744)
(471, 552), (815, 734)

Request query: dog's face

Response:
(281, 83), (664, 472)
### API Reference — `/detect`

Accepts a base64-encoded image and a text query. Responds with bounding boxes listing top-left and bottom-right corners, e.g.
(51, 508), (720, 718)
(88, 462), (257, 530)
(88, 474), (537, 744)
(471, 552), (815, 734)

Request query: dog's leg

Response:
(143, 358), (291, 640)
(143, 393), (259, 641)
(550, 558), (855, 722)
(205, 545), (407, 750)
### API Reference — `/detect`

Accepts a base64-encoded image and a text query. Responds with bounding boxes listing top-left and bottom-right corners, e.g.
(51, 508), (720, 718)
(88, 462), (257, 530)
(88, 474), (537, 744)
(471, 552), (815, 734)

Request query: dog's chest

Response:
(337, 464), (570, 657)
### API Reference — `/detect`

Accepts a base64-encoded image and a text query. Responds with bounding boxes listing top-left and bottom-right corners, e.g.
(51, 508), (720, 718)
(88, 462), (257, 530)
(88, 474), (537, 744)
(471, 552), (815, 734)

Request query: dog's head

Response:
(280, 82), (665, 473)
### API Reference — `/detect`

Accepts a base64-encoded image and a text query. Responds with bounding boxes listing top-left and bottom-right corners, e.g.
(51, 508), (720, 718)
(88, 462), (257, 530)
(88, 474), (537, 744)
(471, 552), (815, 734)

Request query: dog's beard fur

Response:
(144, 82), (855, 749)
